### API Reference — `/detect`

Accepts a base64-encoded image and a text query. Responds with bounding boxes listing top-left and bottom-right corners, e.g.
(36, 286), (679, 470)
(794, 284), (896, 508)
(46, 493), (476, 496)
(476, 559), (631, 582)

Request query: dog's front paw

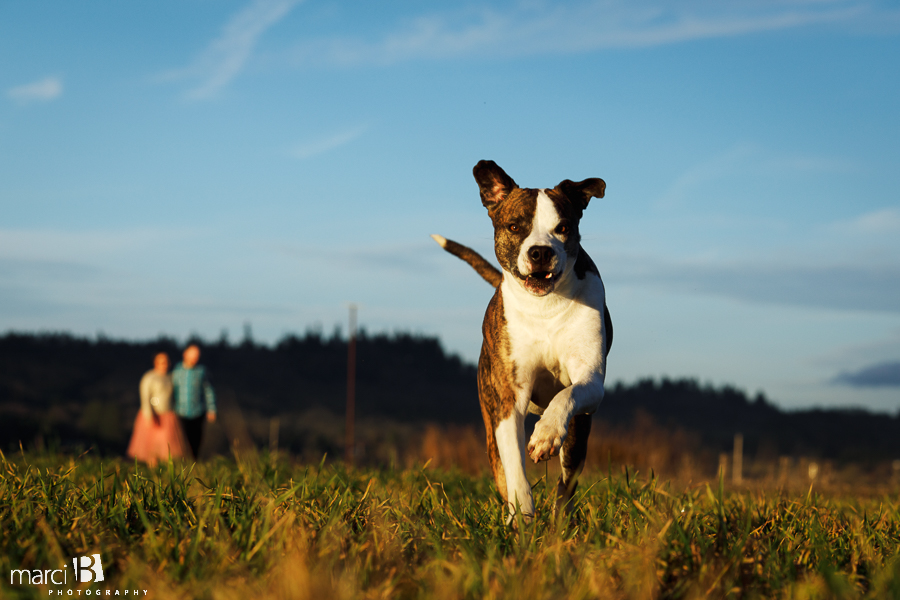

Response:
(528, 418), (567, 463)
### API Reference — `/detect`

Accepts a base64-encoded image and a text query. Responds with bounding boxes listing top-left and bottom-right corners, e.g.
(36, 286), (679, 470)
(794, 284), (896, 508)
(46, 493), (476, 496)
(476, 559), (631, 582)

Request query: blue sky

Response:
(2, 0), (899, 412)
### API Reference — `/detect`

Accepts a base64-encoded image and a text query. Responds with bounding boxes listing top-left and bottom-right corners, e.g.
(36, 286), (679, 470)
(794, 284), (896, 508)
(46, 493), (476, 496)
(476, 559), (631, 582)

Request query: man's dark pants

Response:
(180, 415), (205, 459)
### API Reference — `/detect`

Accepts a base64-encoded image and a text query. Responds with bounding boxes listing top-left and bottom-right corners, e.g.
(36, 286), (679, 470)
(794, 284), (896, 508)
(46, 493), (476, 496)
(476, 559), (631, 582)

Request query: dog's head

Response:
(474, 160), (605, 297)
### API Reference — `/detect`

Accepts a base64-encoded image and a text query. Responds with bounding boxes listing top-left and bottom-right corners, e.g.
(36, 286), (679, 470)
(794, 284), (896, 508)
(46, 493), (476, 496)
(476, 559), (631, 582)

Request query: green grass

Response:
(2, 450), (899, 599)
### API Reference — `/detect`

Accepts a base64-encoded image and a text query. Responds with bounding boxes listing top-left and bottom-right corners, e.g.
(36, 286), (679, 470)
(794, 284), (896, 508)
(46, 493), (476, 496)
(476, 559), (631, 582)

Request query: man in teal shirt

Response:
(172, 344), (217, 459)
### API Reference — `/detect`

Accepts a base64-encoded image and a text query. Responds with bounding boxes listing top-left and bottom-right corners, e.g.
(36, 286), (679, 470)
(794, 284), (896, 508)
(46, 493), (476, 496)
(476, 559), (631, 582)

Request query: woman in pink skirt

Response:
(127, 352), (188, 465)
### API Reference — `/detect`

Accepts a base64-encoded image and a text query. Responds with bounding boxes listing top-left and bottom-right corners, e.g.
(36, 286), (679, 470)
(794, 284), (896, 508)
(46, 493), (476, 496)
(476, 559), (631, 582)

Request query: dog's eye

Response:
(556, 223), (569, 235)
(508, 224), (520, 233)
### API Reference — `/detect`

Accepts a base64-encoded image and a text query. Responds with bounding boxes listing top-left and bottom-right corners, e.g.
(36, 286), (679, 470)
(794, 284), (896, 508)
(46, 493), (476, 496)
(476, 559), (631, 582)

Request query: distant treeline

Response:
(1, 331), (898, 463)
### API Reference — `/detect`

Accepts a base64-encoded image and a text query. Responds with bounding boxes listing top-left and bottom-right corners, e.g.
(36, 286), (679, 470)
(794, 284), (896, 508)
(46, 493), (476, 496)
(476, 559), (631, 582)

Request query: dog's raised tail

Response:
(431, 234), (502, 287)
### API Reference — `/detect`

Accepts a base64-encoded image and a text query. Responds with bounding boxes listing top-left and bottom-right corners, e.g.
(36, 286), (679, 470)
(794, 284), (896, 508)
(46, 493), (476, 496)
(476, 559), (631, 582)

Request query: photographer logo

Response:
(10, 552), (147, 595)
(9, 554), (115, 588)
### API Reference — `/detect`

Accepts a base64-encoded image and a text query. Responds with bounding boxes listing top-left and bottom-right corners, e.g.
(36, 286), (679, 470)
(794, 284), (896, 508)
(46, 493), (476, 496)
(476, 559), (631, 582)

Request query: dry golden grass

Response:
(2, 447), (900, 599)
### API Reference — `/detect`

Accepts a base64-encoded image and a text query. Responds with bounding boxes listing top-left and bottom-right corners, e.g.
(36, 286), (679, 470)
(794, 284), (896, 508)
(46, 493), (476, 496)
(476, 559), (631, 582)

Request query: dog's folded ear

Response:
(556, 178), (606, 211)
(474, 160), (518, 208)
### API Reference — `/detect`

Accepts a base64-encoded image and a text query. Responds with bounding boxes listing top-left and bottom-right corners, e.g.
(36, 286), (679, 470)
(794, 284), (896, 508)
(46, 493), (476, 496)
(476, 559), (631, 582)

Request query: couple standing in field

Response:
(126, 344), (217, 466)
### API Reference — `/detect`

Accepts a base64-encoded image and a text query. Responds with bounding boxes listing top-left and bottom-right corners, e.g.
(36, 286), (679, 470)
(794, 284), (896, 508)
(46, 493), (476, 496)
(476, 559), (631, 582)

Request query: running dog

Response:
(432, 160), (612, 520)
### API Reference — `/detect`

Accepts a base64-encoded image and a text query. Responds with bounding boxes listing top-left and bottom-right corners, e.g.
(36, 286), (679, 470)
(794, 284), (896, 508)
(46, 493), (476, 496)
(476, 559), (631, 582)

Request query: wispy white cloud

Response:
(654, 144), (857, 209)
(654, 144), (758, 209)
(605, 253), (900, 313)
(290, 125), (368, 160)
(0, 227), (194, 262)
(160, 0), (302, 100)
(277, 239), (443, 273)
(287, 0), (876, 67)
(839, 207), (900, 235)
(7, 76), (63, 105)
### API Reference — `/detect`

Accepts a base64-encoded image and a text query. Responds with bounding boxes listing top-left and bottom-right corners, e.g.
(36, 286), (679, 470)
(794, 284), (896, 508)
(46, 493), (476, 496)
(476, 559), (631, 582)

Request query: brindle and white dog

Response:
(432, 160), (612, 521)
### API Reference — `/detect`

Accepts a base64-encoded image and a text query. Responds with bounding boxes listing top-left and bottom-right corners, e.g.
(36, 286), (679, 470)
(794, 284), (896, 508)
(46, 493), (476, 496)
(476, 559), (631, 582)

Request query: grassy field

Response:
(2, 449), (899, 600)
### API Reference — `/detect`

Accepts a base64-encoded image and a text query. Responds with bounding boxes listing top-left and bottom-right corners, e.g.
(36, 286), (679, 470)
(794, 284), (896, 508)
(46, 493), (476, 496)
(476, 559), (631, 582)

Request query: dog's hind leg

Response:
(555, 413), (591, 515)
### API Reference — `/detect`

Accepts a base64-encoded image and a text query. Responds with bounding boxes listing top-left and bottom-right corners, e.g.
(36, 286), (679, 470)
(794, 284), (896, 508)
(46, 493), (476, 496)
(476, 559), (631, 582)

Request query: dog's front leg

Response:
(528, 374), (604, 463)
(495, 406), (534, 521)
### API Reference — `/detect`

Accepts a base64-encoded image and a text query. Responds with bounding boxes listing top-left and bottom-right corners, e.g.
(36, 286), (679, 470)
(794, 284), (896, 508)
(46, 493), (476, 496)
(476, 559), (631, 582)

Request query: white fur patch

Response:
(501, 263), (608, 463)
(516, 190), (565, 275)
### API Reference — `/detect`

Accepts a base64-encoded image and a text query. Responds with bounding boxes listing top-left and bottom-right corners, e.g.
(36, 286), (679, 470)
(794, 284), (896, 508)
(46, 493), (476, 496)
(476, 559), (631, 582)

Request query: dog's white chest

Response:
(501, 272), (607, 403)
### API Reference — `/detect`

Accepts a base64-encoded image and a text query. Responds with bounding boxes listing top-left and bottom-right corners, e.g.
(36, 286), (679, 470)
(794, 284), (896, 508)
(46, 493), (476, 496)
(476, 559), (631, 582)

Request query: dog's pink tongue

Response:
(524, 276), (553, 296)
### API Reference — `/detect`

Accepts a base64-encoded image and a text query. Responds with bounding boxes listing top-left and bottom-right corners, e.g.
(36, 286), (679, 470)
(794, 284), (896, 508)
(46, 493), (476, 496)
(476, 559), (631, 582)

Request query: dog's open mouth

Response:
(521, 271), (559, 296)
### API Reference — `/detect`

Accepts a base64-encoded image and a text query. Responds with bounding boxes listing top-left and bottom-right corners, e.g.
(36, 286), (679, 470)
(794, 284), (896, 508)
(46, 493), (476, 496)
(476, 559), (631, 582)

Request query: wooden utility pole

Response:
(733, 433), (744, 485)
(345, 304), (357, 466)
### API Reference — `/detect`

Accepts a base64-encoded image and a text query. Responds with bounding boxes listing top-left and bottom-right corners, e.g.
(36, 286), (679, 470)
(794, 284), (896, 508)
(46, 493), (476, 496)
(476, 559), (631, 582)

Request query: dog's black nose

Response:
(528, 245), (553, 267)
